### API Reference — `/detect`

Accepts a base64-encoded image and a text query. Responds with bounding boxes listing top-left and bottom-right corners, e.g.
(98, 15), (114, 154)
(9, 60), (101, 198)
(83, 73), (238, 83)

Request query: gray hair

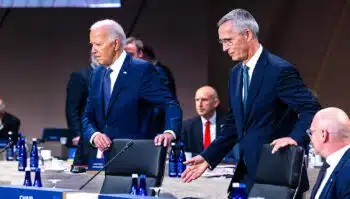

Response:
(90, 19), (126, 47)
(217, 8), (259, 39)
(126, 37), (144, 52)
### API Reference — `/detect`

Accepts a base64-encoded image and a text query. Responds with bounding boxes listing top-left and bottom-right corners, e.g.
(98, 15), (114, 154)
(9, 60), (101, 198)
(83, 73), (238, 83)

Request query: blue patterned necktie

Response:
(242, 65), (250, 114)
(104, 68), (113, 115)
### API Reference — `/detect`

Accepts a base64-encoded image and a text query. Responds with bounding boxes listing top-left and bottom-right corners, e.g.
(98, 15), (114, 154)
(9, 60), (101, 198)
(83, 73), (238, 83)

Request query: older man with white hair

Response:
(82, 19), (182, 159)
(0, 98), (21, 143)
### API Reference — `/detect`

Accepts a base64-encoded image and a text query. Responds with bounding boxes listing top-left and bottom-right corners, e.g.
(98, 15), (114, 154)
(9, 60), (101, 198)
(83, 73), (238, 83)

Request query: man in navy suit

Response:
(82, 19), (182, 156)
(65, 54), (98, 167)
(181, 9), (321, 196)
(309, 107), (350, 199)
(181, 86), (238, 162)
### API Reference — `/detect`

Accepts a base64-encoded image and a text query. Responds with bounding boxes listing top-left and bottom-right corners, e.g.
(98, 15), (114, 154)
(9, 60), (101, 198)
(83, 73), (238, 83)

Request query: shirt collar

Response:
(201, 111), (216, 125)
(245, 44), (263, 70)
(108, 50), (127, 71)
(326, 144), (350, 168)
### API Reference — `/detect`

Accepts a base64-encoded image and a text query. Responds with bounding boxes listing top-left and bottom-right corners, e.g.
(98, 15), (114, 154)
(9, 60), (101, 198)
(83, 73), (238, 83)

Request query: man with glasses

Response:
(308, 107), (350, 199)
(181, 8), (321, 197)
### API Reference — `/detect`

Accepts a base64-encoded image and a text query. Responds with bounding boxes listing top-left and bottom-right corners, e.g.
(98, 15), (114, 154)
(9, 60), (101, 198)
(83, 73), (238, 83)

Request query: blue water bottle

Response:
(177, 142), (186, 177)
(15, 132), (22, 161)
(18, 136), (27, 171)
(6, 131), (14, 161)
(33, 168), (42, 187)
(30, 138), (39, 171)
(138, 174), (147, 196)
(130, 174), (139, 195)
(168, 142), (177, 177)
(23, 167), (32, 186)
(230, 183), (247, 199)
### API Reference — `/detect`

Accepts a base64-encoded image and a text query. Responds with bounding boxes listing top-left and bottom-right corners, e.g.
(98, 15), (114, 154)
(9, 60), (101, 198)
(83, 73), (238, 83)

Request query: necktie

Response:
(104, 68), (113, 115)
(310, 161), (330, 199)
(242, 65), (250, 114)
(204, 120), (211, 149)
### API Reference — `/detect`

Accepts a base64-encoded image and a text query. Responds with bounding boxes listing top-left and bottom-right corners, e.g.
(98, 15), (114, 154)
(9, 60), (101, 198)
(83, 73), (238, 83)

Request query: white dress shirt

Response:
(200, 112), (217, 143)
(315, 144), (350, 199)
(242, 44), (263, 100)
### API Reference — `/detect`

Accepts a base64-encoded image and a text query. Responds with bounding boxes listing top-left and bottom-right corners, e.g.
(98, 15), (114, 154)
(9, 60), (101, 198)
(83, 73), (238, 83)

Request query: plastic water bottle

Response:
(33, 168), (42, 187)
(168, 142), (177, 177)
(6, 131), (14, 161)
(230, 183), (247, 199)
(23, 167), (32, 186)
(177, 142), (186, 177)
(30, 138), (39, 171)
(15, 132), (22, 161)
(130, 173), (139, 195)
(18, 136), (27, 171)
(138, 174), (147, 196)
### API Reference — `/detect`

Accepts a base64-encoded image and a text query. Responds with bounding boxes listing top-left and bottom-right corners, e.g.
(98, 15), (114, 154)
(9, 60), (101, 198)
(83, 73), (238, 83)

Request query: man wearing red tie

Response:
(181, 86), (238, 162)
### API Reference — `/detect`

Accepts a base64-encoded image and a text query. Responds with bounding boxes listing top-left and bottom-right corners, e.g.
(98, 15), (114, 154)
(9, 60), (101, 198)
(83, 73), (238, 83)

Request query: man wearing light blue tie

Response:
(181, 8), (321, 197)
(82, 19), (182, 157)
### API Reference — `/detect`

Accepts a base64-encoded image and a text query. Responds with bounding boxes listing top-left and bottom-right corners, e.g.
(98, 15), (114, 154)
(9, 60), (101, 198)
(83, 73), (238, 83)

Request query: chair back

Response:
(249, 144), (305, 199)
(101, 139), (167, 195)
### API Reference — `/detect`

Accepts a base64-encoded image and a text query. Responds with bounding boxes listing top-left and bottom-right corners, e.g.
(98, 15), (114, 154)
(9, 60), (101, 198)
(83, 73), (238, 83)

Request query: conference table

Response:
(0, 160), (318, 198)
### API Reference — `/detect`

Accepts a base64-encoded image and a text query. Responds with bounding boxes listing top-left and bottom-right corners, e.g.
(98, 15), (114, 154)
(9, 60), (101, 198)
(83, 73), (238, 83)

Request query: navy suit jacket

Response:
(316, 148), (350, 199)
(201, 49), (321, 193)
(82, 54), (182, 143)
(181, 112), (225, 155)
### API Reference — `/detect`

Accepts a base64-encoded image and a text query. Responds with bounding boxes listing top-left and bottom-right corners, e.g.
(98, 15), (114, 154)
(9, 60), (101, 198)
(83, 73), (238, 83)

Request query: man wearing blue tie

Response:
(82, 19), (182, 155)
(181, 9), (321, 197)
(308, 107), (350, 199)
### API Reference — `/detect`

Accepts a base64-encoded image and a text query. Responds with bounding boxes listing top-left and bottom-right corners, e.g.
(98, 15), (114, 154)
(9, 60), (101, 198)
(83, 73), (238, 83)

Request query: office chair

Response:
(100, 139), (167, 195)
(249, 144), (306, 199)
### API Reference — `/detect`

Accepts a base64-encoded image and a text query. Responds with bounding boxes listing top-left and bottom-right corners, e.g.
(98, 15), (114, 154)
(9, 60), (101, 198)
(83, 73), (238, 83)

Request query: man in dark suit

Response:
(309, 107), (350, 199)
(181, 86), (238, 162)
(65, 55), (98, 167)
(82, 19), (182, 157)
(0, 98), (20, 143)
(181, 9), (321, 196)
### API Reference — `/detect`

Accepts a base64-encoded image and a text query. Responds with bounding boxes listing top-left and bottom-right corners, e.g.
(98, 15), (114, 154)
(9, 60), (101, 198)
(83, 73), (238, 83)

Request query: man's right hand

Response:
(93, 133), (112, 152)
(181, 155), (209, 183)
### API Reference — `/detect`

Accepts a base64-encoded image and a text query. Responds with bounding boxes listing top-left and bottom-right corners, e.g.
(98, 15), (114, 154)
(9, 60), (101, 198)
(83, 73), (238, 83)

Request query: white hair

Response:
(90, 19), (126, 47)
(217, 8), (259, 39)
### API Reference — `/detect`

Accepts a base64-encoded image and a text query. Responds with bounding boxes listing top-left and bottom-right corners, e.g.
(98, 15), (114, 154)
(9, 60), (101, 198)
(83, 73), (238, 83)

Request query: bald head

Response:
(310, 107), (350, 157)
(195, 86), (220, 119)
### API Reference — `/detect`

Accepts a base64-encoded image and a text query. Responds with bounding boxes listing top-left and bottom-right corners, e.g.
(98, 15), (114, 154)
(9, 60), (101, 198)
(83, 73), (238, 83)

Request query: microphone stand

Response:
(78, 141), (134, 190)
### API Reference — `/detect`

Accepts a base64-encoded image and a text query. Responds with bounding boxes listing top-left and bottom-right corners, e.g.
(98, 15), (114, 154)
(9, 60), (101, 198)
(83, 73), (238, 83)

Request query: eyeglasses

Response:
(306, 128), (315, 137)
(218, 38), (233, 46)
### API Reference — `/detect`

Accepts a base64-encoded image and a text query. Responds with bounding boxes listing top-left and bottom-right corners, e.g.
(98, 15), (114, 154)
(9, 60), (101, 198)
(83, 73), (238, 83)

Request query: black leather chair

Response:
(100, 139), (167, 195)
(248, 144), (306, 199)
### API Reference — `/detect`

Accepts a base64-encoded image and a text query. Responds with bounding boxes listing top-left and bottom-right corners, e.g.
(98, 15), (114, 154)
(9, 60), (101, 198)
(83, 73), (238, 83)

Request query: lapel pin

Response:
(123, 71), (127, 75)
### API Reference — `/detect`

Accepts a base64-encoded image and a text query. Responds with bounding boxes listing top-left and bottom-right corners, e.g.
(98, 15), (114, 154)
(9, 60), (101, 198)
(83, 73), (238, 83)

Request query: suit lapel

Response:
(244, 50), (268, 125)
(231, 65), (244, 136)
(106, 54), (132, 117)
(319, 148), (350, 198)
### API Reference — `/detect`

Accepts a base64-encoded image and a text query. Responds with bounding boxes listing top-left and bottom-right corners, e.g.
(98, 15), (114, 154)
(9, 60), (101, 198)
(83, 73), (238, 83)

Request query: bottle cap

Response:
(140, 174), (146, 178)
(8, 131), (12, 135)
(25, 167), (31, 172)
(171, 142), (176, 146)
(131, 173), (138, 178)
(32, 138), (37, 142)
(232, 183), (246, 188)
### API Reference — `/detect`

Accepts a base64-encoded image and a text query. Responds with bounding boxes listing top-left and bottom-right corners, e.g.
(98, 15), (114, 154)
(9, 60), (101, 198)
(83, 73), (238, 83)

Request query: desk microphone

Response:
(0, 141), (14, 154)
(78, 140), (134, 190)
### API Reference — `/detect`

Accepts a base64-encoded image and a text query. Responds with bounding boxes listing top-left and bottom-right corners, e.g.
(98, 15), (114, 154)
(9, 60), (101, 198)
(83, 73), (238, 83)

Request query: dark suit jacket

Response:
(316, 148), (350, 199)
(0, 112), (20, 143)
(82, 54), (182, 148)
(201, 49), (321, 194)
(154, 60), (177, 98)
(181, 112), (225, 155)
(65, 66), (95, 165)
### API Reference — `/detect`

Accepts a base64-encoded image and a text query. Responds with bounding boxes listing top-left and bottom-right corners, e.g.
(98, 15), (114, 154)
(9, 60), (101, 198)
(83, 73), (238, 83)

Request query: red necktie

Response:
(204, 120), (211, 149)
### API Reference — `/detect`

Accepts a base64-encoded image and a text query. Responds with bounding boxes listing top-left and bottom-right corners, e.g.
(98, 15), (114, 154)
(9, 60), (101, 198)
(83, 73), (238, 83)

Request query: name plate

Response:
(0, 185), (75, 199)
(87, 158), (105, 174)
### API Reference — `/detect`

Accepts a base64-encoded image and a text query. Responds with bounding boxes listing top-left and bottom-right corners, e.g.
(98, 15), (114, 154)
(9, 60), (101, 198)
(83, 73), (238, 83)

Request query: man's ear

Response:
(114, 39), (121, 51)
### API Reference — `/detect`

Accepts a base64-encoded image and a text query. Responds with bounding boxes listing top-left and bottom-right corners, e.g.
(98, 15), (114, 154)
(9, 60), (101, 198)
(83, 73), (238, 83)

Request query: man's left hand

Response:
(270, 137), (297, 154)
(154, 133), (174, 147)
